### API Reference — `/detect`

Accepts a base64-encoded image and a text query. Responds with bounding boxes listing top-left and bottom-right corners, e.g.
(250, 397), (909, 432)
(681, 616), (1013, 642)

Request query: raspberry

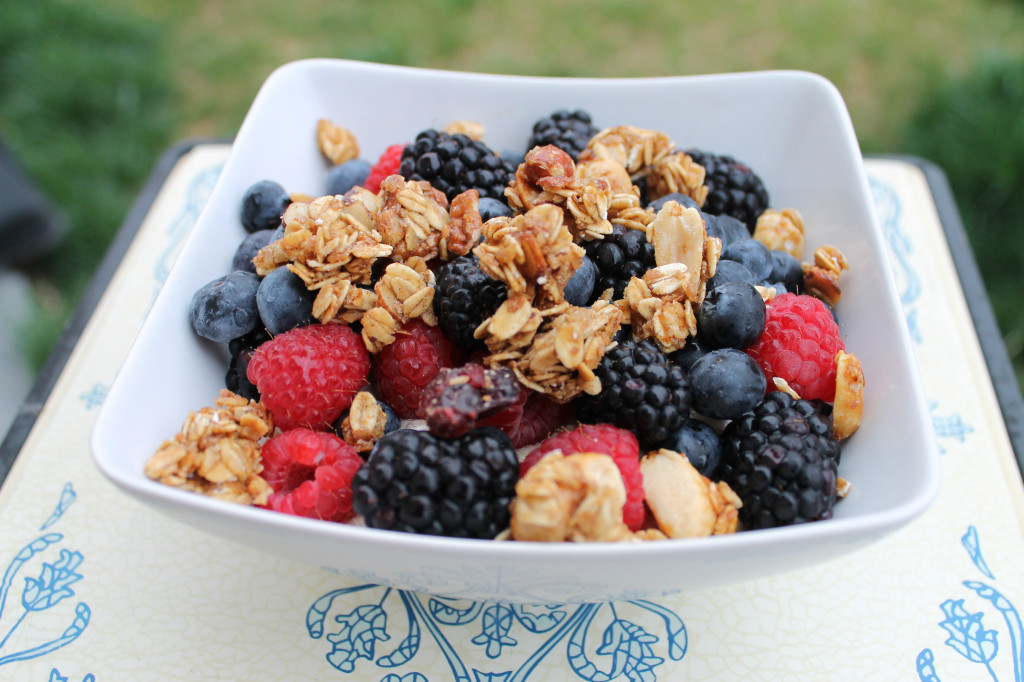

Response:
(745, 293), (845, 402)
(503, 392), (574, 449)
(247, 323), (370, 431)
(371, 320), (461, 419)
(259, 428), (364, 522)
(364, 144), (405, 194)
(522, 424), (645, 531)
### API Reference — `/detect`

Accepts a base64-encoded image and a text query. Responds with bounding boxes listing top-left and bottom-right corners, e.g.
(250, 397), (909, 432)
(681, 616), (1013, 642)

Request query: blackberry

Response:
(225, 327), (271, 401)
(433, 254), (508, 351)
(351, 427), (520, 538)
(583, 225), (656, 302)
(525, 109), (598, 161)
(719, 391), (841, 529)
(685, 149), (770, 232)
(398, 129), (516, 203)
(577, 339), (691, 449)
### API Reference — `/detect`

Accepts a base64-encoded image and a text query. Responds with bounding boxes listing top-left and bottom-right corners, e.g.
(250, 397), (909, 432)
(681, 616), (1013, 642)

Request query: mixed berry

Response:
(149, 109), (866, 542)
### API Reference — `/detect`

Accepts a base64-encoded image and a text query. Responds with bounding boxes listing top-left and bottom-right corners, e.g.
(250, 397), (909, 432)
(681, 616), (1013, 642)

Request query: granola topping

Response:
(640, 449), (742, 538)
(833, 350), (865, 440)
(316, 119), (360, 165)
(578, 125), (675, 180)
(361, 258), (437, 352)
(754, 207), (805, 259)
(802, 244), (849, 307)
(375, 175), (450, 262)
(646, 152), (710, 206)
(341, 391), (388, 452)
(145, 390), (273, 506)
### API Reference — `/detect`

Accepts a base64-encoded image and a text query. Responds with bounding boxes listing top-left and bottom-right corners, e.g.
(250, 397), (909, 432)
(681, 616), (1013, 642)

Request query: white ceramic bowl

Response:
(91, 59), (940, 604)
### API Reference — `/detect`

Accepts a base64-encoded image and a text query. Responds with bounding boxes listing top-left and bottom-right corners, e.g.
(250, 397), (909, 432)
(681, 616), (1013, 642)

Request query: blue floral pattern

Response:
(917, 527), (1023, 681)
(0, 483), (91, 675)
(308, 587), (686, 680)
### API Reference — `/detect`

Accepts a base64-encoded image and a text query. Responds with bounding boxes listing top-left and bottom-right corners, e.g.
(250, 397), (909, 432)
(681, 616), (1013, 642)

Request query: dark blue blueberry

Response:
(669, 334), (711, 371)
(478, 197), (513, 222)
(189, 270), (261, 342)
(564, 256), (597, 306)
(326, 159), (371, 195)
(665, 419), (722, 478)
(768, 250), (803, 294)
(647, 192), (700, 212)
(707, 259), (757, 292)
(256, 267), (316, 335)
(688, 348), (767, 420)
(697, 281), (766, 350)
(705, 214), (750, 249)
(225, 347), (261, 401)
(240, 180), (290, 233)
(231, 229), (275, 274)
(722, 238), (772, 282)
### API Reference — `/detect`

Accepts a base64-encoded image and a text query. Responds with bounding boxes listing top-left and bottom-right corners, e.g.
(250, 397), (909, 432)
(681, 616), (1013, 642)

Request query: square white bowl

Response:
(91, 59), (940, 604)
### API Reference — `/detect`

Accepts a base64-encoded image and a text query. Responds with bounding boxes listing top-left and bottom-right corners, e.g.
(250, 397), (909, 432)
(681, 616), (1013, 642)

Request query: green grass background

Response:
(2, 0), (1024, 385)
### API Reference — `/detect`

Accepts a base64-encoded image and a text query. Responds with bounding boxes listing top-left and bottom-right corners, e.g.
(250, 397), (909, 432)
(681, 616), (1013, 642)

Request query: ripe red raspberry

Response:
(259, 428), (363, 522)
(364, 144), (405, 194)
(745, 293), (845, 402)
(371, 320), (461, 419)
(522, 424), (645, 531)
(503, 392), (575, 449)
(247, 323), (370, 431)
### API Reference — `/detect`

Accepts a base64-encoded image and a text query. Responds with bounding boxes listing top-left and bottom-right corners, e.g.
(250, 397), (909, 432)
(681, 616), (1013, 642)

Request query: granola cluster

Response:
(145, 390), (273, 505)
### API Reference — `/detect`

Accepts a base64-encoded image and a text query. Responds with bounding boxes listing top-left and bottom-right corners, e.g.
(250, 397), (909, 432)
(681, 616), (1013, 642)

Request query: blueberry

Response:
(226, 348), (261, 401)
(256, 267), (316, 335)
(707, 259), (757, 292)
(722, 238), (772, 282)
(705, 214), (750, 249)
(697, 281), (766, 350)
(240, 180), (290, 233)
(478, 197), (513, 222)
(768, 250), (803, 293)
(669, 334), (711, 371)
(665, 419), (722, 478)
(564, 256), (596, 306)
(688, 348), (767, 420)
(189, 270), (261, 342)
(232, 229), (276, 274)
(647, 192), (700, 212)
(326, 159), (371, 195)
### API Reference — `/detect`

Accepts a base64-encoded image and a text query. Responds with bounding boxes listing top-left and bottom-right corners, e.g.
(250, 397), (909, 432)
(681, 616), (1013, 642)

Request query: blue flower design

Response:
(917, 526), (1023, 682)
(308, 587), (687, 680)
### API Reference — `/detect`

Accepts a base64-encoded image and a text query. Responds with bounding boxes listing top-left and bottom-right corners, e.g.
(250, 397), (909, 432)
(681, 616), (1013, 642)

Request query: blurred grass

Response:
(2, 0), (1024, 386)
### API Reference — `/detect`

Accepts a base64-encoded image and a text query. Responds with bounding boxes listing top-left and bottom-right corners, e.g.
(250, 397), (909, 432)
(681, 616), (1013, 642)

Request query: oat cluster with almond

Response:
(150, 111), (865, 541)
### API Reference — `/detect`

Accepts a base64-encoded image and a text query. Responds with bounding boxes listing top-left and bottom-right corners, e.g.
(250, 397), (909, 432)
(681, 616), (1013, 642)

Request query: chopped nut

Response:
(802, 245), (848, 307)
(145, 390), (273, 506)
(578, 125), (675, 180)
(646, 152), (710, 206)
(772, 376), (802, 399)
(443, 120), (485, 140)
(444, 189), (483, 258)
(473, 204), (584, 309)
(833, 351), (865, 440)
(640, 449), (742, 538)
(317, 119), (360, 165)
(754, 208), (805, 259)
(509, 452), (634, 542)
(375, 175), (450, 262)
(341, 391), (388, 452)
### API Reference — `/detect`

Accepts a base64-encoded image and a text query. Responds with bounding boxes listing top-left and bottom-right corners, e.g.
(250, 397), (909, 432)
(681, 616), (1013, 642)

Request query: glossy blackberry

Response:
(583, 225), (656, 302)
(577, 340), (691, 449)
(225, 327), (271, 401)
(433, 254), (508, 351)
(399, 129), (516, 203)
(719, 391), (841, 529)
(686, 149), (770, 232)
(351, 427), (520, 538)
(526, 109), (598, 161)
